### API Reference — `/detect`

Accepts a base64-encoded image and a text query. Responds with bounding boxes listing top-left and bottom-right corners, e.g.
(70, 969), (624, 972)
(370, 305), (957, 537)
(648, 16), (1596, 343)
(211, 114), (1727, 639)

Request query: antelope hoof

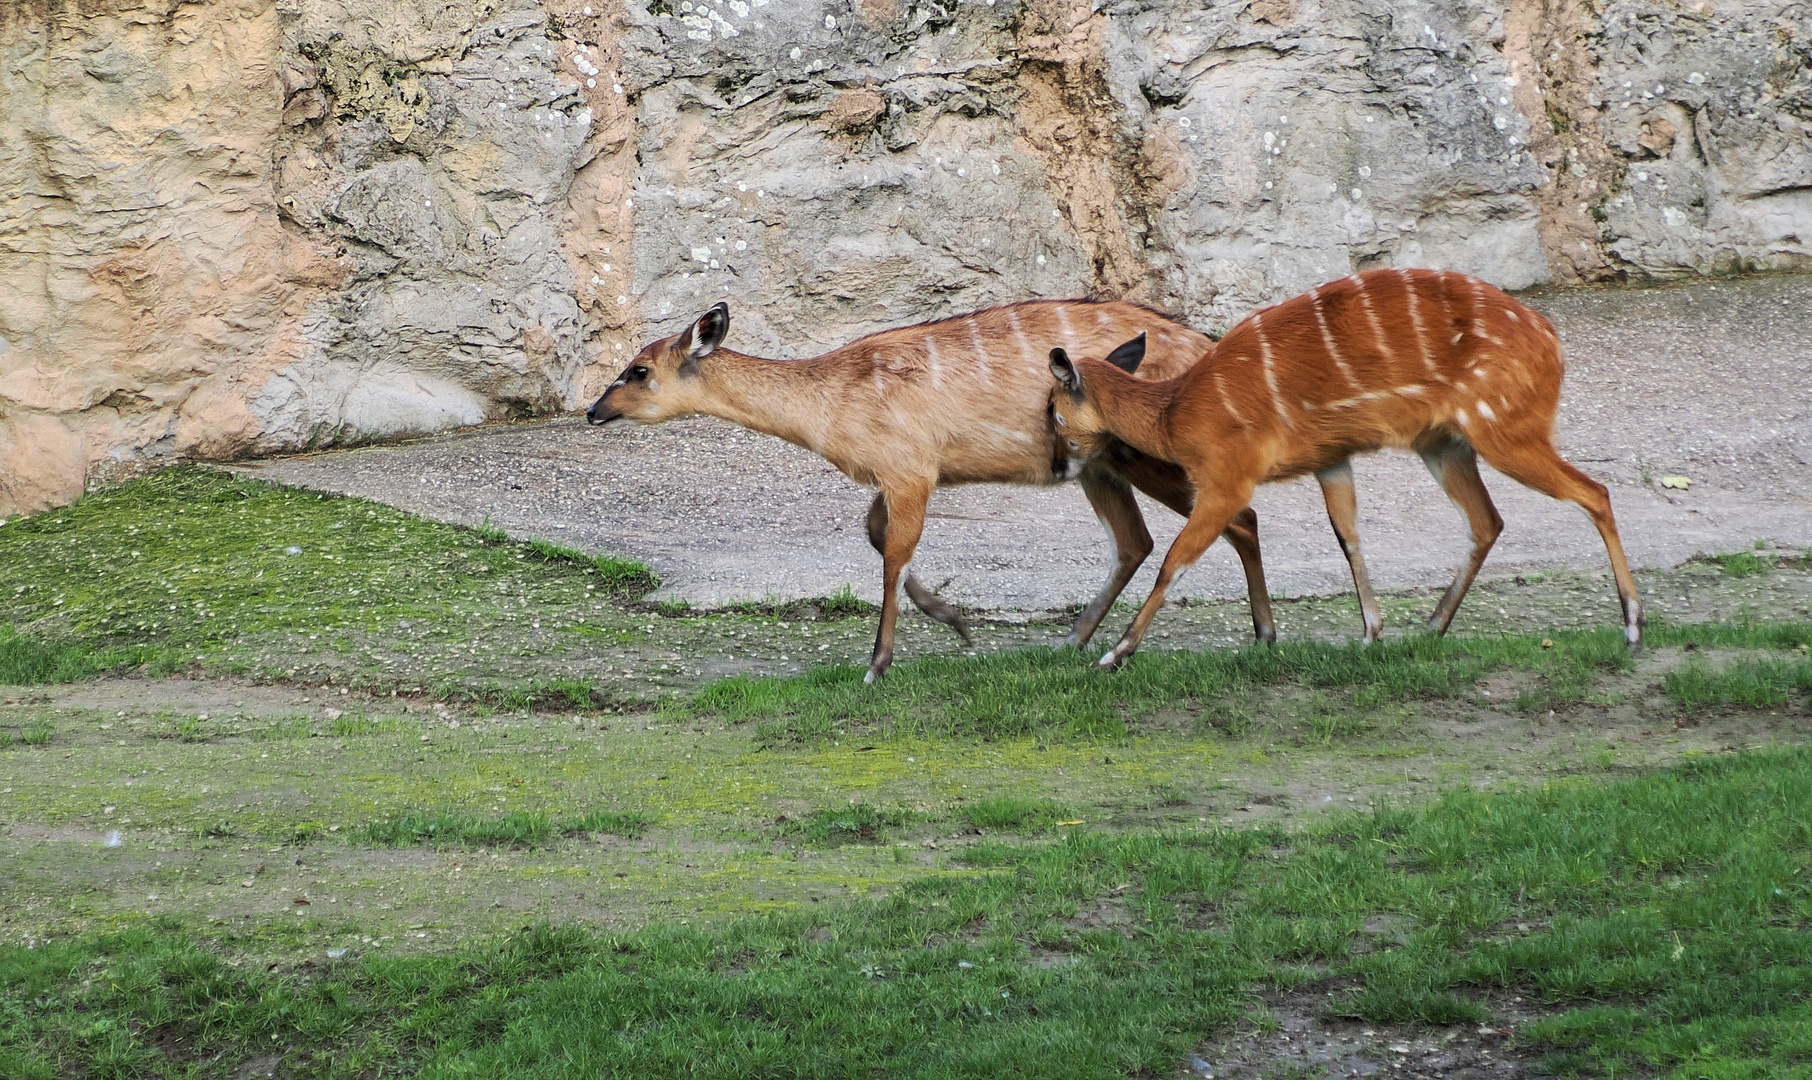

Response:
(1096, 647), (1128, 671)
(1255, 626), (1277, 646)
(1054, 632), (1081, 650)
(865, 649), (893, 684)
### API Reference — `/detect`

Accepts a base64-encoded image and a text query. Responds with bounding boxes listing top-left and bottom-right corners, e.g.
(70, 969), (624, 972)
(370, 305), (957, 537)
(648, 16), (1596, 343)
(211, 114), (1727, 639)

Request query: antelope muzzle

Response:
(586, 391), (623, 426)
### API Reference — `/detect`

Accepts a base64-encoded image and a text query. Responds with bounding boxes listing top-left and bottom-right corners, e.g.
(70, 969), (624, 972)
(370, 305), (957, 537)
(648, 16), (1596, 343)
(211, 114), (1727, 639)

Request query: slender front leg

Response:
(867, 479), (934, 683)
(1108, 445), (1276, 644)
(1099, 485), (1253, 670)
(1314, 459), (1383, 643)
(866, 492), (971, 644)
(1064, 463), (1155, 648)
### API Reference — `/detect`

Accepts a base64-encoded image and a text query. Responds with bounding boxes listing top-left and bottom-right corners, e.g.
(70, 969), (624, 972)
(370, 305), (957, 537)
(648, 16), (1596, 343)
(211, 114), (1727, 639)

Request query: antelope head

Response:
(587, 303), (730, 426)
(1047, 331), (1145, 467)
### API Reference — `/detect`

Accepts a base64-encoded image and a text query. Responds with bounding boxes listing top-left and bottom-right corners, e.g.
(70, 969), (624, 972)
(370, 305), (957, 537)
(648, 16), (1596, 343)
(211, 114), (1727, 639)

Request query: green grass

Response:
(561, 809), (652, 839)
(695, 629), (1639, 744)
(0, 625), (175, 685)
(785, 802), (916, 845)
(960, 797), (1075, 832)
(5, 749), (1811, 1078)
(524, 538), (661, 596)
(1645, 617), (1812, 651)
(1664, 655), (1812, 709)
(1703, 550), (1774, 577)
(0, 468), (659, 668)
(365, 808), (652, 847)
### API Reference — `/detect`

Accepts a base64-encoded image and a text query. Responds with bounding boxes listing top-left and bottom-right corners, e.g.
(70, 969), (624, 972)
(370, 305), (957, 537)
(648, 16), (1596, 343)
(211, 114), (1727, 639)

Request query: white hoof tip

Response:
(1097, 653), (1117, 668)
(863, 670), (878, 685)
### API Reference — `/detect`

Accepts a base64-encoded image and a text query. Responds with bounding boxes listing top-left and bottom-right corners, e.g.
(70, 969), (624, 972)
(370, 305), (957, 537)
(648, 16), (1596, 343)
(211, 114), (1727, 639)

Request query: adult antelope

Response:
(586, 301), (1282, 682)
(1048, 267), (1642, 669)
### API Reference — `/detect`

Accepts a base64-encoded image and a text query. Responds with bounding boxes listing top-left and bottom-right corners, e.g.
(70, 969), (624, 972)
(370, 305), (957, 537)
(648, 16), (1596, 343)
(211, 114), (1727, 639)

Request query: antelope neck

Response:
(693, 349), (833, 452)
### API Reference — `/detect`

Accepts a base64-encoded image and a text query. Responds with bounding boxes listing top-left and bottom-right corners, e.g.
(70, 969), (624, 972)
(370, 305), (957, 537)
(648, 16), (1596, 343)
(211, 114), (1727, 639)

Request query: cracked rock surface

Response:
(2, 0), (1808, 516)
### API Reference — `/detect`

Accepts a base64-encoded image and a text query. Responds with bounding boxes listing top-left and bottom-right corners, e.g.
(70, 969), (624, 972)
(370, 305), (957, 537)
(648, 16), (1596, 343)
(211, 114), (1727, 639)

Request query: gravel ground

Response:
(235, 274), (1812, 612)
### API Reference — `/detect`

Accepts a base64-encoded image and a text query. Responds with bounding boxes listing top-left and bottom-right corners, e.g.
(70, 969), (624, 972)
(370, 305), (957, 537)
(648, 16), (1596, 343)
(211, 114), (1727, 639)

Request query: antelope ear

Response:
(1104, 331), (1146, 374)
(1049, 348), (1082, 393)
(679, 302), (729, 375)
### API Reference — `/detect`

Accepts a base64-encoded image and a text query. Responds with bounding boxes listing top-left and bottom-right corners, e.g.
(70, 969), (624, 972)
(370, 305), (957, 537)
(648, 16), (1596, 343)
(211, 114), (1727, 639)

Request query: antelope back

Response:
(1179, 269), (1563, 476)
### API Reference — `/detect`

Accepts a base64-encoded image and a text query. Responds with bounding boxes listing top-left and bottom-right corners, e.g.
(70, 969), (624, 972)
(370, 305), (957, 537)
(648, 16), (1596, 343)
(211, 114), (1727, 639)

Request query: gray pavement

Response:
(234, 274), (1812, 612)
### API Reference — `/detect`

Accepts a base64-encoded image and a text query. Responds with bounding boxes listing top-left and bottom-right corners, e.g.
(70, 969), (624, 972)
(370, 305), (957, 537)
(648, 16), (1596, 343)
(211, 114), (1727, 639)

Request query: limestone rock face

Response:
(1, 0), (1806, 515)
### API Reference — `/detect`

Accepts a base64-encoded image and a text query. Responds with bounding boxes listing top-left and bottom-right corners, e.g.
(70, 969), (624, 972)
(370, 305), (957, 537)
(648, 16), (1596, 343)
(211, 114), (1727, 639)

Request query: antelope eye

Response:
(629, 365), (650, 381)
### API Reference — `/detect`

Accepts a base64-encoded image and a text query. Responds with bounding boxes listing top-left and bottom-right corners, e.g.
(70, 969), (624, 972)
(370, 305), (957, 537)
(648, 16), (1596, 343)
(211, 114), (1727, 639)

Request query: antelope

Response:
(586, 300), (1285, 682)
(1048, 267), (1642, 669)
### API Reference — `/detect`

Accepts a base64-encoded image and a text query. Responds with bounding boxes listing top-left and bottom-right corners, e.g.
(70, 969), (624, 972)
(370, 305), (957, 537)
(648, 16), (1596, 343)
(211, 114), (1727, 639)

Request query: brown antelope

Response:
(586, 300), (1284, 682)
(1048, 267), (1642, 669)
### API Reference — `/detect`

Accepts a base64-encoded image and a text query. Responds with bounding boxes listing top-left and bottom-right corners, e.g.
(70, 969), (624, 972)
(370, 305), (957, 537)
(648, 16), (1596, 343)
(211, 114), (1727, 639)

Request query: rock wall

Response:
(1, 0), (1807, 515)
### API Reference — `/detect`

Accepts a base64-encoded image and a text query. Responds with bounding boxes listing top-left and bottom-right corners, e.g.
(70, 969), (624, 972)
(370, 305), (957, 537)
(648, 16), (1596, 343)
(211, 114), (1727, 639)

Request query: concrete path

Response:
(236, 274), (1812, 612)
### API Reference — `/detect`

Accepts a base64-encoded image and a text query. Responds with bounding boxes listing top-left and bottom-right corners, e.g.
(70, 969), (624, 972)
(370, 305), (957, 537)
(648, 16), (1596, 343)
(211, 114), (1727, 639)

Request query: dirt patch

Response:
(1193, 986), (1553, 1079)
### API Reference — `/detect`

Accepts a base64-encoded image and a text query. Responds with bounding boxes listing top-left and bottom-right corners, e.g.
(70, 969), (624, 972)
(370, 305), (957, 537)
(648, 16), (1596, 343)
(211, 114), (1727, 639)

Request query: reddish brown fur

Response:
(589, 299), (1282, 681)
(1052, 268), (1643, 667)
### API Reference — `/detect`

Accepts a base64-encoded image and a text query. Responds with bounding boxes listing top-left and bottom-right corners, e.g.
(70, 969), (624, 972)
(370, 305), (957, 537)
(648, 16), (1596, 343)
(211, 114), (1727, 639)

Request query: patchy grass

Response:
(695, 629), (1640, 745)
(959, 797), (1075, 832)
(4, 749), (1811, 1078)
(367, 808), (652, 847)
(1664, 655), (1812, 709)
(0, 626), (176, 686)
(0, 468), (660, 681)
(1645, 617), (1812, 652)
(785, 803), (917, 845)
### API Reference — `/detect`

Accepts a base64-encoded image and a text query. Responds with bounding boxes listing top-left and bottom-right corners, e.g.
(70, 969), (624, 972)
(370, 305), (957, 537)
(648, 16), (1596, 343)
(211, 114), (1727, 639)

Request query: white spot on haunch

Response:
(1456, 408), (1470, 425)
(1476, 401), (1497, 421)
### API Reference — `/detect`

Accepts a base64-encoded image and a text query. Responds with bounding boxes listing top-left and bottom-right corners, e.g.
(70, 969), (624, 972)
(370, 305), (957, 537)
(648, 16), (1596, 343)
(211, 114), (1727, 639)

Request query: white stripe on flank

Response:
(964, 320), (993, 386)
(1310, 286), (1364, 391)
(1252, 312), (1294, 429)
(1399, 269), (1439, 377)
(1398, 384), (1427, 396)
(1214, 371), (1247, 424)
(1353, 273), (1396, 372)
(1504, 308), (1520, 322)
(1007, 309), (1037, 372)
(981, 422), (1035, 445)
(1053, 304), (1075, 348)
(1326, 387), (1406, 409)
(924, 335), (943, 388)
(1476, 401), (1497, 421)
(1470, 276), (1489, 339)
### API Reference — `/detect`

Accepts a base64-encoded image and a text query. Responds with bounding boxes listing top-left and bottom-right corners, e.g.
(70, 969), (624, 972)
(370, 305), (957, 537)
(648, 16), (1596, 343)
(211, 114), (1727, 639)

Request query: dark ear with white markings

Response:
(1049, 348), (1082, 394)
(1104, 332), (1146, 374)
(678, 303), (729, 375)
